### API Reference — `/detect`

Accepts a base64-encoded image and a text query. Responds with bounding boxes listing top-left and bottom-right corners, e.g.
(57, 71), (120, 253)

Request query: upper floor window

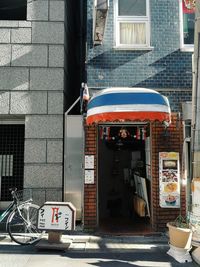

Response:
(114, 0), (150, 48)
(180, 0), (195, 49)
(0, 0), (27, 21)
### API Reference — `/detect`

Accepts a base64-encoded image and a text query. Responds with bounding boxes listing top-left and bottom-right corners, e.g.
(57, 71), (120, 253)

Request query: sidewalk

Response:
(0, 220), (169, 252)
(35, 232), (169, 252)
(0, 225), (169, 252)
(0, 228), (169, 253)
(0, 231), (198, 266)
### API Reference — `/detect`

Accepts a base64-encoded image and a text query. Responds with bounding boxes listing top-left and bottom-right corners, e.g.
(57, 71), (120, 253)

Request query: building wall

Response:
(84, 124), (97, 230)
(84, 114), (185, 231)
(0, 0), (65, 199)
(85, 0), (190, 231)
(86, 0), (192, 111)
(151, 114), (185, 231)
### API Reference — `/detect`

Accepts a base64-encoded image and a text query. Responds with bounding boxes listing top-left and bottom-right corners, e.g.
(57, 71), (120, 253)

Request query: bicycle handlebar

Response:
(9, 187), (17, 193)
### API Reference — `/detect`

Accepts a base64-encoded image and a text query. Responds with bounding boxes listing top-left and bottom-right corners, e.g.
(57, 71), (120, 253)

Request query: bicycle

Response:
(0, 188), (44, 245)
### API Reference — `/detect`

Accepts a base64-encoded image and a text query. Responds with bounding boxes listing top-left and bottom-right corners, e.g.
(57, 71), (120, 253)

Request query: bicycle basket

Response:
(15, 189), (33, 203)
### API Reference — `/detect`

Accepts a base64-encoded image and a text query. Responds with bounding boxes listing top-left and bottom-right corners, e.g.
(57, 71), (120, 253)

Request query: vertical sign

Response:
(84, 169), (94, 184)
(84, 155), (95, 184)
(159, 152), (180, 208)
(85, 155), (94, 169)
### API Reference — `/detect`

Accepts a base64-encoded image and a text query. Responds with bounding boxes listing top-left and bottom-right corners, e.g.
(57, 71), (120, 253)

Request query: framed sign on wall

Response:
(159, 152), (180, 208)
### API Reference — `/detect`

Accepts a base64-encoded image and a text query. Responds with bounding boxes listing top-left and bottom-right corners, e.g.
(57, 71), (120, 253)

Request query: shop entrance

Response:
(98, 124), (152, 235)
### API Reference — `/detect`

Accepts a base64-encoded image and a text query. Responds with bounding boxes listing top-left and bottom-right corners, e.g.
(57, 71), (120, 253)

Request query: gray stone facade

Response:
(0, 0), (65, 199)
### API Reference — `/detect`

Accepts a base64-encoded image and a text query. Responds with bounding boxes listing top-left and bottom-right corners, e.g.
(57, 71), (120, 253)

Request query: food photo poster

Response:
(159, 152), (180, 208)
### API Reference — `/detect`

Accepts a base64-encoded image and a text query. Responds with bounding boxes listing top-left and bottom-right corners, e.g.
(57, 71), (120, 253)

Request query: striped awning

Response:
(86, 87), (171, 125)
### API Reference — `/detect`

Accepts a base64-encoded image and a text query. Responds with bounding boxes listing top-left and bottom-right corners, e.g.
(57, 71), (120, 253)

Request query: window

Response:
(0, 0), (27, 21)
(0, 124), (25, 201)
(180, 0), (195, 48)
(114, 0), (150, 48)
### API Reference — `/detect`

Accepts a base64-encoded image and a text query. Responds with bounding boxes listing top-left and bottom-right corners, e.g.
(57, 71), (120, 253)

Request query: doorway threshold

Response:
(97, 217), (157, 236)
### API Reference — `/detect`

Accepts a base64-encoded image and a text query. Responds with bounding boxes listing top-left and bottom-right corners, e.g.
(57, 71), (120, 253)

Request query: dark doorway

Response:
(98, 124), (152, 235)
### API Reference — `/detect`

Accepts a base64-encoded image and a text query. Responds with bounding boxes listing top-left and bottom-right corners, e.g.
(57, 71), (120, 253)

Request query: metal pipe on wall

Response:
(191, 0), (200, 211)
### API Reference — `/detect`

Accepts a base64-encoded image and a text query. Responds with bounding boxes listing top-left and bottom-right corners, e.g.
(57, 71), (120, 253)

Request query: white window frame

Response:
(179, 0), (194, 52)
(114, 0), (150, 49)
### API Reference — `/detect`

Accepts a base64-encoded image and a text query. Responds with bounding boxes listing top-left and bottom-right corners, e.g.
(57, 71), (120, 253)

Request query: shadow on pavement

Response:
(0, 232), (198, 267)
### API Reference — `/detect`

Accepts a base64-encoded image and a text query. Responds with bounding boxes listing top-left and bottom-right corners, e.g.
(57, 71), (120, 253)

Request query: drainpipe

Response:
(191, 0), (200, 211)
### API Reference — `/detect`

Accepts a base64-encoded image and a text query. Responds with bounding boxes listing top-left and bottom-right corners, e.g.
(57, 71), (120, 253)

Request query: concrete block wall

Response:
(0, 0), (65, 198)
(86, 0), (193, 112)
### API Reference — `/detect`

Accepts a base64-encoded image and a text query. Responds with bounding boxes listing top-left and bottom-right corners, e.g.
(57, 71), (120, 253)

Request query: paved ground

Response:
(0, 231), (199, 267)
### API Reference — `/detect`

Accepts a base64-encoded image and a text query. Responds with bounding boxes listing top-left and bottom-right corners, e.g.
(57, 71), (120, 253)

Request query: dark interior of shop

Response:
(98, 125), (153, 235)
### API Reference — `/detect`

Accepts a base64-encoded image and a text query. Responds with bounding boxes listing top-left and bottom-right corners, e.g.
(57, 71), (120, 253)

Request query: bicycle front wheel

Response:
(7, 203), (44, 245)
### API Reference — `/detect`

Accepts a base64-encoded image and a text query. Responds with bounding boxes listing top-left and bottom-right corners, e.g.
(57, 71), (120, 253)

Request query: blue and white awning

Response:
(86, 87), (171, 125)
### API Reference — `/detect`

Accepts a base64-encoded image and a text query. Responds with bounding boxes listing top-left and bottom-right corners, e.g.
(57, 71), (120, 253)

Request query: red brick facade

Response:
(84, 113), (186, 232)
(84, 124), (98, 230)
(151, 113), (185, 231)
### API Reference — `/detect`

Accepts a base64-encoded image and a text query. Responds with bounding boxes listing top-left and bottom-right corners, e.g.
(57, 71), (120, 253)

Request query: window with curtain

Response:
(181, 0), (195, 46)
(115, 0), (150, 48)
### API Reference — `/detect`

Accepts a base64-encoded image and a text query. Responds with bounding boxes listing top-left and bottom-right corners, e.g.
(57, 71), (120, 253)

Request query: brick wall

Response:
(151, 113), (185, 231)
(84, 124), (98, 230)
(86, 0), (192, 112)
(84, 0), (189, 231)
(84, 113), (186, 232)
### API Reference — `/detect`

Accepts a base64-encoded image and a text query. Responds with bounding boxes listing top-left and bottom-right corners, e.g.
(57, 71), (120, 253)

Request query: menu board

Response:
(85, 170), (94, 184)
(85, 155), (94, 169)
(159, 152), (180, 208)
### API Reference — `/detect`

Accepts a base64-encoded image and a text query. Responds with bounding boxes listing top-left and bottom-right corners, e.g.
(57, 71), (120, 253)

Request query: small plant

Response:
(171, 214), (190, 228)
(167, 214), (192, 249)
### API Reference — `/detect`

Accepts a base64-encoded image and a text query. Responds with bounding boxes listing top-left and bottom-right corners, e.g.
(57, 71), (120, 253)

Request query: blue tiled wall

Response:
(87, 0), (192, 112)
